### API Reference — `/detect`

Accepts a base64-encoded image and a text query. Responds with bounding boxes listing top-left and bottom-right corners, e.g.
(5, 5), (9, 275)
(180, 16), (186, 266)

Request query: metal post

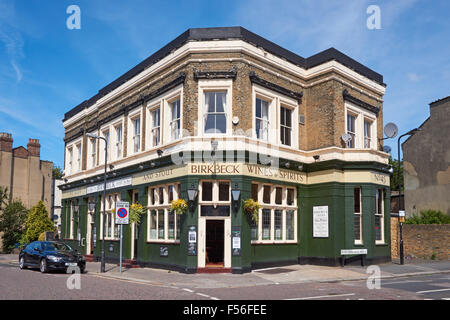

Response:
(101, 137), (107, 273)
(397, 134), (404, 265)
(397, 128), (419, 265)
(120, 224), (123, 274)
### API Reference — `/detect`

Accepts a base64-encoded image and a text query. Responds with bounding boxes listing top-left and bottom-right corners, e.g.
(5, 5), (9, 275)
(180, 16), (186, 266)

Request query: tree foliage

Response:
(24, 201), (55, 243)
(0, 200), (27, 253)
(405, 210), (450, 224)
(52, 165), (64, 180)
(389, 156), (403, 192)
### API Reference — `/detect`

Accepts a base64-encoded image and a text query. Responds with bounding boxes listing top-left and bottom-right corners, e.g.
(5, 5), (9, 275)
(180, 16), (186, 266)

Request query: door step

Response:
(197, 267), (232, 274)
(118, 259), (140, 269)
(83, 254), (95, 262)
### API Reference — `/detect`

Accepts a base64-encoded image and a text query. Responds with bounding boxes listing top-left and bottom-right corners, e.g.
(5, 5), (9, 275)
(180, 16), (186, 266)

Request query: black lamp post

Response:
(86, 132), (108, 273)
(397, 127), (420, 265)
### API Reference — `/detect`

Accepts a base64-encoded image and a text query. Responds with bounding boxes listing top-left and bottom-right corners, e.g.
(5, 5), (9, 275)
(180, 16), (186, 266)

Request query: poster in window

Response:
(313, 206), (329, 238)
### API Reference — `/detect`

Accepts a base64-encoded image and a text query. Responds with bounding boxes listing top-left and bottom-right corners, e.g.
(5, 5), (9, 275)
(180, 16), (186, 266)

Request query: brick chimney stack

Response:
(27, 138), (41, 157)
(0, 132), (13, 152)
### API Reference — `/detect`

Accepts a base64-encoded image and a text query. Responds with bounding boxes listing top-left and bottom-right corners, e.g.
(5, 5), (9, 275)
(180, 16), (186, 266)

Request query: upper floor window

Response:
(89, 138), (97, 168)
(67, 147), (73, 175)
(204, 91), (227, 134)
(170, 99), (181, 141)
(347, 114), (356, 148)
(280, 106), (292, 146)
(115, 125), (123, 159)
(76, 143), (81, 172)
(133, 117), (141, 153)
(256, 98), (269, 140)
(364, 120), (372, 149)
(151, 108), (160, 147)
(345, 102), (377, 149)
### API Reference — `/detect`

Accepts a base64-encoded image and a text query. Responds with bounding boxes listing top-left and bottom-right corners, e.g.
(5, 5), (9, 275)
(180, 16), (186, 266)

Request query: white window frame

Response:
(100, 193), (121, 240)
(280, 104), (294, 147)
(147, 183), (181, 243)
(197, 79), (233, 137)
(115, 122), (123, 160)
(375, 188), (385, 244)
(251, 182), (297, 244)
(127, 107), (143, 156)
(75, 143), (82, 172)
(364, 118), (373, 149)
(255, 96), (271, 141)
(345, 102), (377, 150)
(67, 146), (73, 175)
(149, 104), (161, 148)
(169, 97), (181, 142)
(88, 135), (97, 169)
(252, 84), (298, 149)
(354, 187), (363, 245)
(99, 129), (110, 165)
(145, 85), (183, 148)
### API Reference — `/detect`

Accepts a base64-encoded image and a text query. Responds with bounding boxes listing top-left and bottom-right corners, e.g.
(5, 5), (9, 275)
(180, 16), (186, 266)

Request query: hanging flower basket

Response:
(170, 199), (188, 215)
(243, 199), (261, 223)
(130, 203), (146, 224)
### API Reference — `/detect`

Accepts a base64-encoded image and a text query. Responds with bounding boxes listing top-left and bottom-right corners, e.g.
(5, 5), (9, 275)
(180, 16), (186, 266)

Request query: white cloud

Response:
(407, 72), (420, 82)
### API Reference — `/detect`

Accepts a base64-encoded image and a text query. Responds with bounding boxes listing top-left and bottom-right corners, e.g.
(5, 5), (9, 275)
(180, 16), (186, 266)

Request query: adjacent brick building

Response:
(60, 27), (391, 272)
(0, 133), (53, 251)
(403, 96), (450, 216)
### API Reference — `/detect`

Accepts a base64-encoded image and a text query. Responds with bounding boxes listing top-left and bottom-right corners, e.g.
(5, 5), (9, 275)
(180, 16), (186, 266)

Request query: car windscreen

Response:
(41, 242), (73, 252)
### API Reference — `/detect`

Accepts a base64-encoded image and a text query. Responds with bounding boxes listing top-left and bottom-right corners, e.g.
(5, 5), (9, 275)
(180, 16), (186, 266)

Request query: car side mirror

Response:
(34, 247), (40, 252)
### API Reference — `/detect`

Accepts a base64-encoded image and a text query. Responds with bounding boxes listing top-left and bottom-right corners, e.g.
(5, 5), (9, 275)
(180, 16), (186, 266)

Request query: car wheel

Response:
(19, 257), (27, 270)
(40, 259), (48, 273)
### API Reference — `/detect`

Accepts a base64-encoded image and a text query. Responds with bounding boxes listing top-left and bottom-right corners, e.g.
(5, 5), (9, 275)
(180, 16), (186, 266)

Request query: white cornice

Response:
(63, 40), (385, 128)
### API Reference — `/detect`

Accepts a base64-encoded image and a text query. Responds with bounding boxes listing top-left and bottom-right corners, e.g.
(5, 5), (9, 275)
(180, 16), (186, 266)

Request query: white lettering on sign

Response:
(86, 176), (132, 194)
(313, 206), (329, 238)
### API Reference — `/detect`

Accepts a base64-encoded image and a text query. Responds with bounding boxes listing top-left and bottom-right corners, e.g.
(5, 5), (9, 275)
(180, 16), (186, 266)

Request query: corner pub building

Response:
(60, 27), (391, 273)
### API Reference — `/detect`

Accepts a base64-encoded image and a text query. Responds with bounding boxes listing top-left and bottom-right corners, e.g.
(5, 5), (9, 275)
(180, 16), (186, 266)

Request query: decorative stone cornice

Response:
(342, 89), (379, 115)
(249, 71), (303, 102)
(193, 67), (237, 81)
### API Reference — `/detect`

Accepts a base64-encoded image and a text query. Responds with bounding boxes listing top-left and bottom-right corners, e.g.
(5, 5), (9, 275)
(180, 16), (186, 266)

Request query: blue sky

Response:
(0, 0), (449, 169)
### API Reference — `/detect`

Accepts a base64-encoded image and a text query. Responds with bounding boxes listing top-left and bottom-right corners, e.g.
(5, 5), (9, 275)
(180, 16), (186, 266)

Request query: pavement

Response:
(2, 254), (449, 290)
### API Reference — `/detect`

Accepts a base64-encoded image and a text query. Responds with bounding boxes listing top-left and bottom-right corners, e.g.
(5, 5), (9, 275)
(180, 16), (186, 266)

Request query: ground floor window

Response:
(147, 183), (181, 242)
(100, 193), (121, 240)
(251, 183), (297, 243)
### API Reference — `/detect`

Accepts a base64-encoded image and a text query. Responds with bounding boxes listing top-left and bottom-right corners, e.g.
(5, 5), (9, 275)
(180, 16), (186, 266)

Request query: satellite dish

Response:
(383, 145), (392, 153)
(384, 122), (398, 139)
(341, 133), (352, 143)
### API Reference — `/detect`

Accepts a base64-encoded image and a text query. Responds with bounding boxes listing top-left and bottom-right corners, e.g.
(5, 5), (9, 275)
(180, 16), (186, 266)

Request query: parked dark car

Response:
(19, 241), (86, 273)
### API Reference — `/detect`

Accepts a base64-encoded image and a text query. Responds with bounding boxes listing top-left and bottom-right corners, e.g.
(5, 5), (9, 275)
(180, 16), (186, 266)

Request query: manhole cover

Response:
(256, 268), (295, 274)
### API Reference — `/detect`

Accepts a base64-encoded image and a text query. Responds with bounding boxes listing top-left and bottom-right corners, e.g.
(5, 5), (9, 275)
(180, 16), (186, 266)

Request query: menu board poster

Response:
(187, 225), (197, 256)
(313, 206), (329, 238)
(232, 226), (241, 256)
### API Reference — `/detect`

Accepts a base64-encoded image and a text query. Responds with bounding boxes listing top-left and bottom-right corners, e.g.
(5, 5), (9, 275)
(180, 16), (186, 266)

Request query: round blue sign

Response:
(117, 208), (128, 218)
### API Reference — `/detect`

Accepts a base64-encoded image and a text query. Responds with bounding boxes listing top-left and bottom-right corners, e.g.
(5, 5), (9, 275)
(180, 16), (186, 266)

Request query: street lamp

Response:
(397, 127), (420, 265)
(86, 132), (108, 273)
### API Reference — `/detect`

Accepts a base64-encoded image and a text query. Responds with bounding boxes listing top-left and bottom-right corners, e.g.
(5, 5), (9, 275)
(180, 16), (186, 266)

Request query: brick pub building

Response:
(60, 27), (391, 273)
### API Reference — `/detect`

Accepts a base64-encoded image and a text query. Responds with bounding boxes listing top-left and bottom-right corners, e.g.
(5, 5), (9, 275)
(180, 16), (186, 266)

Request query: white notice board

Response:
(313, 206), (329, 238)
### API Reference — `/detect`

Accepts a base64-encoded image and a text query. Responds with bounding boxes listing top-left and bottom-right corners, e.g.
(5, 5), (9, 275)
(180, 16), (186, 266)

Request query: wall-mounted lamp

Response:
(187, 184), (198, 212)
(284, 162), (290, 168)
(64, 178), (68, 183)
(298, 164), (303, 171)
(231, 184), (241, 212)
(157, 149), (163, 157)
(109, 164), (114, 170)
(313, 155), (320, 161)
(150, 162), (156, 168)
(388, 165), (394, 174)
(139, 164), (144, 170)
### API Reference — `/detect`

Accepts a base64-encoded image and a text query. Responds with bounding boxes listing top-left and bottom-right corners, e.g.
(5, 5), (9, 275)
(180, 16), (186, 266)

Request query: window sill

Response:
(251, 241), (297, 245)
(375, 242), (387, 246)
(146, 240), (180, 244)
